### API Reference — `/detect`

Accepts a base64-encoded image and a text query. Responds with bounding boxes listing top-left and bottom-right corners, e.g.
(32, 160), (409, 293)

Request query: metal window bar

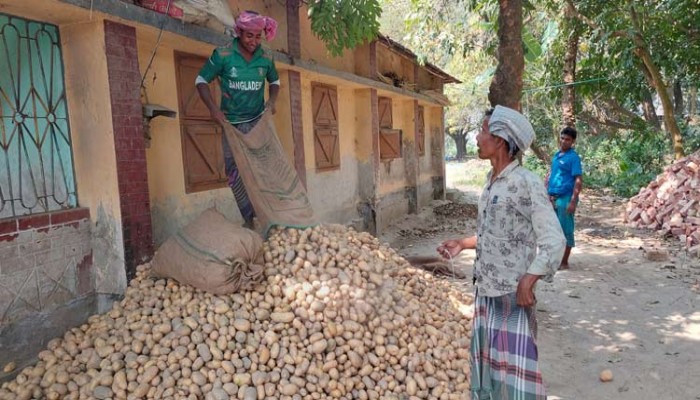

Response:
(0, 13), (77, 219)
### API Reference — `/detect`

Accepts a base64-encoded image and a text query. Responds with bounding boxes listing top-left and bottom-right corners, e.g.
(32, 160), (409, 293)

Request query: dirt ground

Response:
(380, 160), (700, 400)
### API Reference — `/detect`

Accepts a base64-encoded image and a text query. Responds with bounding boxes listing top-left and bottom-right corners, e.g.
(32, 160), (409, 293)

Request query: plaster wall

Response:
(301, 80), (360, 224)
(274, 69), (295, 158)
(297, 4), (355, 74)
(379, 99), (413, 196)
(62, 19), (126, 295)
(137, 38), (239, 245)
(416, 68), (441, 91)
(353, 43), (372, 78)
(417, 105), (438, 207)
(376, 43), (415, 84)
(225, 0), (288, 53)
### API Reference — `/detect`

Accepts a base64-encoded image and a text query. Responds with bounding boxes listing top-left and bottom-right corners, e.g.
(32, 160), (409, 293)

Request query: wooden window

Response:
(312, 83), (340, 170)
(378, 97), (402, 159)
(417, 105), (425, 156)
(175, 52), (227, 193)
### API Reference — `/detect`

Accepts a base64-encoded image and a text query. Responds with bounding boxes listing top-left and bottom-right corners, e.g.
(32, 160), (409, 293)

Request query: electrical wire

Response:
(140, 0), (173, 91)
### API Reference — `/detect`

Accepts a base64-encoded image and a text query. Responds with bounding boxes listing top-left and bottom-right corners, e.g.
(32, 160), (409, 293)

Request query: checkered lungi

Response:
(222, 117), (260, 224)
(470, 290), (546, 400)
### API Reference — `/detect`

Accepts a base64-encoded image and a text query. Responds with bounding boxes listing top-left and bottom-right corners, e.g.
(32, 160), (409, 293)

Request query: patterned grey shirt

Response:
(474, 160), (566, 297)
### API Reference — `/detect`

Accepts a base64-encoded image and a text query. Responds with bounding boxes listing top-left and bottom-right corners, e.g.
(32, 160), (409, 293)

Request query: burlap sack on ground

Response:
(223, 112), (315, 236)
(151, 208), (265, 295)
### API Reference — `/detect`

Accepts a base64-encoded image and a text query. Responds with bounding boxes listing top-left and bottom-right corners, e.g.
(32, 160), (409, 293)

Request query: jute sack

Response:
(151, 208), (265, 295)
(223, 112), (315, 236)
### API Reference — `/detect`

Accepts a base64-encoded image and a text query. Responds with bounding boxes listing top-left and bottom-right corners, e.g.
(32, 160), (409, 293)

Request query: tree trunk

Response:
(674, 80), (684, 116)
(488, 0), (524, 110)
(641, 90), (660, 128)
(629, 7), (684, 158)
(690, 86), (698, 117)
(635, 46), (684, 158)
(530, 143), (550, 164)
(562, 29), (578, 127)
(449, 133), (468, 160)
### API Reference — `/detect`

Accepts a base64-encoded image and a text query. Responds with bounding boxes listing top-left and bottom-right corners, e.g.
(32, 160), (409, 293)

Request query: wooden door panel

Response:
(181, 122), (227, 192)
(378, 97), (393, 129)
(380, 128), (402, 159)
(175, 52), (226, 193)
(314, 128), (339, 170)
(312, 83), (340, 170)
(312, 84), (339, 126)
(175, 52), (221, 120)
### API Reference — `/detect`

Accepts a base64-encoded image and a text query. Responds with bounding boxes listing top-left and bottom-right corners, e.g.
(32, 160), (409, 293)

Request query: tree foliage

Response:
(561, 0), (699, 159)
(307, 0), (382, 56)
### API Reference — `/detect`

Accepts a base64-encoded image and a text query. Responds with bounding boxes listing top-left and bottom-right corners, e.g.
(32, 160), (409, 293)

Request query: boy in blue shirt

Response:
(547, 127), (583, 269)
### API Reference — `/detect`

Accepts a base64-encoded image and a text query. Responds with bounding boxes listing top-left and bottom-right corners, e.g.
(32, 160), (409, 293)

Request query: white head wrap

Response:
(488, 105), (535, 157)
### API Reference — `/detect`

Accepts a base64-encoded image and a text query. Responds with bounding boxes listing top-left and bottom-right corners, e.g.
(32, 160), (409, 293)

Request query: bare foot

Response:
(559, 263), (570, 270)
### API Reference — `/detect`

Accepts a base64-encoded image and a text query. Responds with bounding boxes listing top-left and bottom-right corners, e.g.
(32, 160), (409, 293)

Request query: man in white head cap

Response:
(438, 105), (565, 399)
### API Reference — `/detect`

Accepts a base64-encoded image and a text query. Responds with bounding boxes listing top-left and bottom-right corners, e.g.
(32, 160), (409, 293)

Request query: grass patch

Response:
(446, 160), (490, 189)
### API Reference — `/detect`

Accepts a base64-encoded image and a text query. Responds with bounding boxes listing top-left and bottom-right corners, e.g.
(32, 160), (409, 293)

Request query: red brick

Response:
(50, 208), (90, 226)
(288, 71), (305, 187)
(76, 252), (93, 295)
(0, 233), (18, 243)
(286, 0), (301, 58)
(0, 219), (17, 235)
(104, 20), (136, 37)
(17, 214), (50, 230)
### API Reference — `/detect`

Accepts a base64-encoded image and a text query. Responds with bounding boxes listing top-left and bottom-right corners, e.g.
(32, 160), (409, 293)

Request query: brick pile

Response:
(625, 152), (700, 252)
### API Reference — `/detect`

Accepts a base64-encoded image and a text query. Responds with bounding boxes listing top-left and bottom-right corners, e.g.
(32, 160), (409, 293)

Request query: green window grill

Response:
(0, 13), (77, 218)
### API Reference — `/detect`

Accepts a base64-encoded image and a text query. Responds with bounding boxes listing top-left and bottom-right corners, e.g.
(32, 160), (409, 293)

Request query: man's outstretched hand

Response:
(437, 240), (463, 259)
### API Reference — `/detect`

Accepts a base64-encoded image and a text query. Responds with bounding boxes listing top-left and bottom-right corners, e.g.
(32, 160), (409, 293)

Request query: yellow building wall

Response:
(62, 18), (127, 295)
(420, 105), (437, 178)
(417, 68), (441, 91)
(379, 98), (413, 196)
(298, 4), (356, 74)
(226, 1), (288, 53)
(300, 78), (360, 223)
(354, 43), (372, 79)
(137, 32), (242, 245)
(273, 69), (295, 158)
(377, 43), (415, 85)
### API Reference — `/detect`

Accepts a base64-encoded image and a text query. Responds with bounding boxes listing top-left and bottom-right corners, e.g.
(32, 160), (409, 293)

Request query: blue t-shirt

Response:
(548, 149), (582, 196)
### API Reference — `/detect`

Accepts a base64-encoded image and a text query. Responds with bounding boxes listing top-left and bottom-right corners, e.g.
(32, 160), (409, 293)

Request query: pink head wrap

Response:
(234, 11), (278, 41)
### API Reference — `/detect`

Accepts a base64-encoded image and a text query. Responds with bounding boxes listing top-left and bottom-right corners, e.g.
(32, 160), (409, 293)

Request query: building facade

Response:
(0, 0), (458, 376)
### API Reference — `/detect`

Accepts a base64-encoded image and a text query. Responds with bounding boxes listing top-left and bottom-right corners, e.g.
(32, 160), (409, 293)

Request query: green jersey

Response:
(198, 38), (279, 124)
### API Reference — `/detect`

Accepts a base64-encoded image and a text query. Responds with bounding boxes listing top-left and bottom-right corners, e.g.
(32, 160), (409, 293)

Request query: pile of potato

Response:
(0, 224), (473, 399)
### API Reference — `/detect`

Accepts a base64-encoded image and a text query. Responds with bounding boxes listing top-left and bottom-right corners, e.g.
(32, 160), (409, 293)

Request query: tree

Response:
(560, 11), (580, 128)
(307, 0), (382, 56)
(488, 0), (524, 110)
(564, 0), (691, 159)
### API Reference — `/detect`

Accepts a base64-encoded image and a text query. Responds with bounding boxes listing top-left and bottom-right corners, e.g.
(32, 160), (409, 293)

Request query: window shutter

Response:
(378, 97), (393, 128)
(380, 129), (402, 159)
(417, 106), (425, 156)
(181, 122), (227, 192)
(377, 97), (401, 159)
(175, 52), (227, 193)
(312, 83), (340, 170)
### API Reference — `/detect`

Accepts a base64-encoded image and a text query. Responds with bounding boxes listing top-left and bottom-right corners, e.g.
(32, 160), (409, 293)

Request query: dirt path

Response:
(380, 160), (700, 400)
